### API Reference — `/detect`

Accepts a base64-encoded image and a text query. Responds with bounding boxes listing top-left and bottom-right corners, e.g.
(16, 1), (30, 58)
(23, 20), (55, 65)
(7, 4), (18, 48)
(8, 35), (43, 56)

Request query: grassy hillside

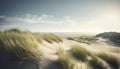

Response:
(33, 33), (63, 43)
(0, 29), (63, 61)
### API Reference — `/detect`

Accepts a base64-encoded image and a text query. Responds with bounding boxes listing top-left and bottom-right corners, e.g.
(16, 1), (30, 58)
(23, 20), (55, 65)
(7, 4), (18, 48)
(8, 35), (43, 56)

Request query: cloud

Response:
(0, 14), (76, 25)
(0, 14), (72, 24)
(0, 14), (53, 24)
(0, 11), (120, 33)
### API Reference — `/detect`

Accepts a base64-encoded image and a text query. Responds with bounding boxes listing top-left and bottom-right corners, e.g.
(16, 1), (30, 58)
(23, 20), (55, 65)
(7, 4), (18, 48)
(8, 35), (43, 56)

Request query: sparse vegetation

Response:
(70, 45), (91, 61)
(43, 33), (63, 43)
(57, 51), (76, 69)
(88, 56), (110, 69)
(66, 37), (74, 40)
(67, 36), (97, 45)
(95, 32), (120, 45)
(96, 53), (120, 69)
(69, 45), (119, 69)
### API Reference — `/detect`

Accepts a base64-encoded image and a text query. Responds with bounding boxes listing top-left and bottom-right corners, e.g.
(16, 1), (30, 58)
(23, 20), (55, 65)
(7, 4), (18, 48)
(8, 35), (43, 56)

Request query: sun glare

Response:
(102, 11), (119, 22)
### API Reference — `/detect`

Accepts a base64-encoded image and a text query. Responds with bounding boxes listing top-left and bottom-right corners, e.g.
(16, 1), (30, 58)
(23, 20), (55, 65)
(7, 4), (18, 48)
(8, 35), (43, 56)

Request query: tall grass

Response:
(69, 45), (114, 69)
(88, 56), (110, 69)
(3, 29), (63, 44)
(4, 28), (22, 33)
(96, 53), (120, 69)
(53, 48), (75, 69)
(0, 31), (42, 62)
(0, 29), (63, 62)
(70, 45), (91, 62)
(57, 53), (76, 69)
(43, 33), (63, 43)
(33, 33), (43, 43)
(52, 45), (119, 69)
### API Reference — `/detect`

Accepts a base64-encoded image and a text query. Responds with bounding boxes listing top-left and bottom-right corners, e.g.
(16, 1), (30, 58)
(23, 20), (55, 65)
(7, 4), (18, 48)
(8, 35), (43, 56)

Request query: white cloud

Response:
(18, 14), (53, 24)
(0, 14), (54, 24)
(0, 14), (75, 24)
(0, 11), (120, 33)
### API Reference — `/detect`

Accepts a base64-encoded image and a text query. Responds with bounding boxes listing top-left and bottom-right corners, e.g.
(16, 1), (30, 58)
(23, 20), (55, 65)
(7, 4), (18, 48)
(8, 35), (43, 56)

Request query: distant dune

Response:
(95, 32), (120, 46)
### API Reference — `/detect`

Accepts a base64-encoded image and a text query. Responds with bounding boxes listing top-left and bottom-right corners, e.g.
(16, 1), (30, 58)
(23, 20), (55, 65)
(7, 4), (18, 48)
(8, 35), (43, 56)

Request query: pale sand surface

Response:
(38, 38), (120, 69)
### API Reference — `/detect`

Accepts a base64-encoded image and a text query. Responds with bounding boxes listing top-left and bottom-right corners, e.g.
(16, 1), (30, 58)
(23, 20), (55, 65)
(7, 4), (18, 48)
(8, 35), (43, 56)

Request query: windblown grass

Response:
(55, 48), (76, 69)
(4, 29), (63, 44)
(43, 33), (63, 43)
(96, 53), (120, 69)
(56, 44), (120, 69)
(88, 56), (110, 69)
(70, 45), (91, 62)
(58, 53), (76, 69)
(33, 33), (43, 43)
(4, 28), (22, 33)
(0, 29), (63, 62)
(0, 31), (42, 62)
(69, 45), (116, 69)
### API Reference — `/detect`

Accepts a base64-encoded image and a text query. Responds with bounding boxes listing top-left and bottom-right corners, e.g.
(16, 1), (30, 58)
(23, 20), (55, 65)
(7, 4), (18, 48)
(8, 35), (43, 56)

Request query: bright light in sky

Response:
(102, 12), (119, 22)
(97, 6), (120, 23)
(0, 0), (120, 33)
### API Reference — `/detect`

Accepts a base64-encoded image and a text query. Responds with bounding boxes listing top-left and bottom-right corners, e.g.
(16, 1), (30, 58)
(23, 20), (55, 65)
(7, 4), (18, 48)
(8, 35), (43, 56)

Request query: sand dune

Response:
(0, 30), (120, 69)
(39, 38), (120, 69)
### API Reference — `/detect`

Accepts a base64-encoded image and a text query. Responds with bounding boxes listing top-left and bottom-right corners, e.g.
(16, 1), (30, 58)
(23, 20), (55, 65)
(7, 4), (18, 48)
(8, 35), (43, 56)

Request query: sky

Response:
(0, 0), (120, 33)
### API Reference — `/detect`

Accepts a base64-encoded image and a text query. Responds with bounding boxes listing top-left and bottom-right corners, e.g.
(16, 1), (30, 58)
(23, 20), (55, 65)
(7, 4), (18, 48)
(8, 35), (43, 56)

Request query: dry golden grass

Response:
(70, 45), (91, 62)
(96, 53), (120, 69)
(88, 56), (110, 69)
(0, 30), (42, 62)
(57, 52), (76, 69)
(33, 33), (43, 43)
(43, 33), (63, 43)
(69, 45), (120, 69)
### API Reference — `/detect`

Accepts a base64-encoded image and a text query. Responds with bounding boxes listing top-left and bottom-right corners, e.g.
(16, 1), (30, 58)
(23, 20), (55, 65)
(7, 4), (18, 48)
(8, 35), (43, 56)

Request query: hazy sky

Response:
(0, 0), (120, 33)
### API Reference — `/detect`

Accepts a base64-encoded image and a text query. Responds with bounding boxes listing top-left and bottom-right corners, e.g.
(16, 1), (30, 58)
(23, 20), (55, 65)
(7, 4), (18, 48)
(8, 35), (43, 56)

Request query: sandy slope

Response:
(38, 38), (120, 69)
(83, 38), (120, 55)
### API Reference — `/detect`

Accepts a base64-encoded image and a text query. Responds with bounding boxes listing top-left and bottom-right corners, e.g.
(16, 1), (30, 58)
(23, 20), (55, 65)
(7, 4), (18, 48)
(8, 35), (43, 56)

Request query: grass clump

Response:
(55, 48), (76, 69)
(4, 28), (22, 33)
(43, 33), (53, 43)
(0, 30), (42, 62)
(43, 33), (62, 43)
(88, 56), (110, 69)
(70, 45), (91, 62)
(57, 52), (76, 69)
(33, 33), (43, 43)
(96, 53), (120, 69)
